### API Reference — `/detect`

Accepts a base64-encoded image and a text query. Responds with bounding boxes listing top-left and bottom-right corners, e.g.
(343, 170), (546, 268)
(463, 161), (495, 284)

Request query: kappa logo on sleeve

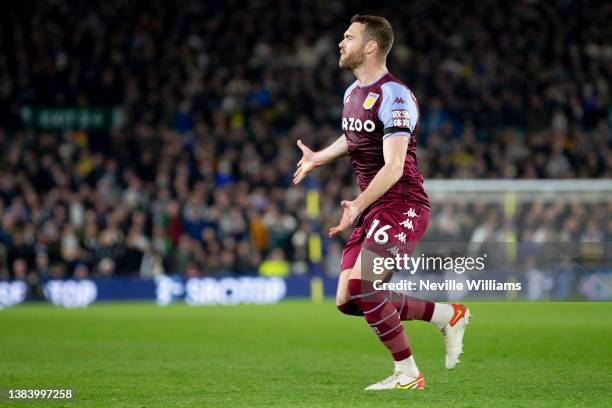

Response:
(391, 110), (410, 128)
(392, 97), (406, 104)
(363, 92), (380, 110)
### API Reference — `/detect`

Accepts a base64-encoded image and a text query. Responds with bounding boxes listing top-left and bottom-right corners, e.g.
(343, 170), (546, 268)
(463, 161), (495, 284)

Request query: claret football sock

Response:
(338, 289), (439, 324)
(338, 283), (457, 332)
(348, 279), (412, 361)
(385, 290), (435, 322)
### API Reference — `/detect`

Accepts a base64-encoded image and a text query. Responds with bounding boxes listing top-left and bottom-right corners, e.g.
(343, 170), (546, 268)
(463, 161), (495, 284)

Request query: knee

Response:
(335, 289), (353, 314)
(336, 301), (359, 315)
(335, 292), (349, 307)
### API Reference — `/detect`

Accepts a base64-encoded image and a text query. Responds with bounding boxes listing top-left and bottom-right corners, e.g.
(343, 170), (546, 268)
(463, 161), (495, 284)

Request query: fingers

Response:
(297, 139), (312, 154)
(293, 170), (303, 185)
(293, 161), (314, 185)
(329, 222), (347, 237)
(293, 174), (303, 185)
(295, 140), (309, 186)
(294, 153), (304, 184)
(329, 214), (349, 237)
(329, 201), (358, 237)
(293, 166), (307, 185)
(297, 139), (305, 152)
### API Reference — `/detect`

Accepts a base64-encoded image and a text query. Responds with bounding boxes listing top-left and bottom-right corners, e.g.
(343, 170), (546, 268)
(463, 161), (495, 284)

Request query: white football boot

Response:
(365, 371), (425, 391)
(442, 304), (471, 369)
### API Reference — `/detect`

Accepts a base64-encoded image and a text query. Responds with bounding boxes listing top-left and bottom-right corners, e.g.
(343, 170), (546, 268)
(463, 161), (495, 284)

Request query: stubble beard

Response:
(339, 48), (366, 71)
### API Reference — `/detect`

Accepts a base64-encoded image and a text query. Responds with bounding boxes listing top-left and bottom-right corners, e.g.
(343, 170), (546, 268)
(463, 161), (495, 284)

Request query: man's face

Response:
(338, 23), (367, 70)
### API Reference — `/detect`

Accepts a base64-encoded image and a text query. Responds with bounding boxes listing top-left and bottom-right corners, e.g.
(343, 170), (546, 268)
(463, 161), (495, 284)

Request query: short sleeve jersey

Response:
(341, 71), (430, 207)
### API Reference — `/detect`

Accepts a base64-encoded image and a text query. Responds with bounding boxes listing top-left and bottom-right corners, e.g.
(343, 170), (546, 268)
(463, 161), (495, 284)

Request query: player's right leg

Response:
(334, 206), (470, 370)
(441, 304), (471, 369)
(359, 203), (470, 370)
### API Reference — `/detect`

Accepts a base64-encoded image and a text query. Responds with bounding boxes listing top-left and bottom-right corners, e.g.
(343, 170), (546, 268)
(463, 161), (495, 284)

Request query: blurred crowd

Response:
(430, 201), (612, 244)
(0, 0), (610, 281)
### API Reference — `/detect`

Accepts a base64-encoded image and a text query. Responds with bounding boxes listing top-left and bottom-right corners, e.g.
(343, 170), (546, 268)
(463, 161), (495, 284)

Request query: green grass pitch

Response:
(1, 301), (611, 407)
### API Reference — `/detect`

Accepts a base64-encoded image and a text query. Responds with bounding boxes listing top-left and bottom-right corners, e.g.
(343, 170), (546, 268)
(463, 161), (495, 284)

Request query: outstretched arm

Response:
(293, 135), (348, 185)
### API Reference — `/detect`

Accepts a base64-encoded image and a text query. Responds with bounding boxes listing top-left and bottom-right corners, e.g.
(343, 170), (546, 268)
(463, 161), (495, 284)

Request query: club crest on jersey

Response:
(363, 92), (380, 110)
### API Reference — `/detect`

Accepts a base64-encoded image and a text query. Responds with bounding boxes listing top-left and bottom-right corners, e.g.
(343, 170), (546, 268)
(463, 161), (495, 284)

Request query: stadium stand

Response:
(0, 0), (610, 281)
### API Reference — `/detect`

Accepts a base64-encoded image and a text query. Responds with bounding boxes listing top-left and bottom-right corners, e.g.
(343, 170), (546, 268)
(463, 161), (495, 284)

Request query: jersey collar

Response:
(357, 68), (389, 88)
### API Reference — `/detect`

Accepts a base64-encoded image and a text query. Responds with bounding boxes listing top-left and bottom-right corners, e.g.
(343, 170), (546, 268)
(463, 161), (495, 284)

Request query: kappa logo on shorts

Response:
(400, 218), (414, 231)
(400, 208), (418, 231)
(387, 246), (400, 255)
(404, 208), (418, 218)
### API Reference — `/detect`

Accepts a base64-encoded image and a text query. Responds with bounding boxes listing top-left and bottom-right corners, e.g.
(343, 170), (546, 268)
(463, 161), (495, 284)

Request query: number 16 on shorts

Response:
(366, 219), (392, 244)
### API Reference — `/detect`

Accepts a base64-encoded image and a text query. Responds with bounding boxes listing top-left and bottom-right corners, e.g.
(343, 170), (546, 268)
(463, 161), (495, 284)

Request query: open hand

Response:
(329, 200), (362, 237)
(293, 140), (318, 185)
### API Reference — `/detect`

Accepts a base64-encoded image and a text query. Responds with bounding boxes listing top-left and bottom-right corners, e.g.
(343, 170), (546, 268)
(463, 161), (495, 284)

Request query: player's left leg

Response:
(340, 282), (465, 330)
(336, 220), (366, 316)
(336, 267), (362, 315)
(348, 249), (425, 390)
(336, 243), (457, 326)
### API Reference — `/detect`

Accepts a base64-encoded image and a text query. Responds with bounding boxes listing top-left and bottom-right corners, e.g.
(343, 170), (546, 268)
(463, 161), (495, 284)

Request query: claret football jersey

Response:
(341, 70), (430, 207)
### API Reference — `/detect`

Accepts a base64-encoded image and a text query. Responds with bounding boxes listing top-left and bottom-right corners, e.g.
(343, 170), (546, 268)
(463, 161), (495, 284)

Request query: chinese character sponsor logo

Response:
(391, 110), (410, 129)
